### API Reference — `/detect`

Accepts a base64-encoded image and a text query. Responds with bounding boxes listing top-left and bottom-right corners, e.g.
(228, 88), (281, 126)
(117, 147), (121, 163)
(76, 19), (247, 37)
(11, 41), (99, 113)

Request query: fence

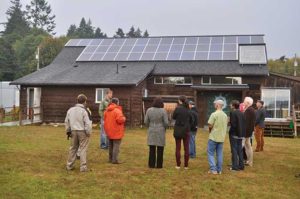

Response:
(0, 106), (42, 125)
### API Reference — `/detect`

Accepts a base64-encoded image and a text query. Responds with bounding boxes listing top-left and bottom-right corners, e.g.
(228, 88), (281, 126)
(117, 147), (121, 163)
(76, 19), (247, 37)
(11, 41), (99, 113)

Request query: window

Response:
(261, 89), (290, 119)
(154, 77), (192, 85)
(202, 76), (242, 84)
(95, 88), (105, 103)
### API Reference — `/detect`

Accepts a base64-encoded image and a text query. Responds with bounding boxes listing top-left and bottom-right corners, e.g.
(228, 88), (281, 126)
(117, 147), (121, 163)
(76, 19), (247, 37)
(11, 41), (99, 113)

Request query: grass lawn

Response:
(0, 126), (299, 199)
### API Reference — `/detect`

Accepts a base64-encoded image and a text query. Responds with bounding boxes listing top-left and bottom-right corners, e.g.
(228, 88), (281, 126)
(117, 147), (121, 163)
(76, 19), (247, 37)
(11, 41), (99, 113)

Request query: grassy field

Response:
(0, 126), (299, 199)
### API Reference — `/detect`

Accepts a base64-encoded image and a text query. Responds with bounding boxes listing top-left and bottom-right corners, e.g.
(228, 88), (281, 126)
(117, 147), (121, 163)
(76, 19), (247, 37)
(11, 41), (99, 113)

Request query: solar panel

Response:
(69, 35), (265, 62)
(239, 45), (267, 64)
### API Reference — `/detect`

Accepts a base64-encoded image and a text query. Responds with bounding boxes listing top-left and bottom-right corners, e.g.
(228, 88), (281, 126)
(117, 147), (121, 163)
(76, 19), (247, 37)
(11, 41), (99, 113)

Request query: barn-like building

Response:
(11, 35), (269, 127)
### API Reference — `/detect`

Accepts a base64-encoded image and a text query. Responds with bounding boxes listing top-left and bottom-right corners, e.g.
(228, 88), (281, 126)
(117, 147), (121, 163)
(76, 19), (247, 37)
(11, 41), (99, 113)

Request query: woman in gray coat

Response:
(144, 98), (169, 168)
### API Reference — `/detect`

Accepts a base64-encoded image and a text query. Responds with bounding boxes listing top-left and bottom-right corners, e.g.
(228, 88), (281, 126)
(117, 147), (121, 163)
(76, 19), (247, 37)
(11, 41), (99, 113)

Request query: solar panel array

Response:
(64, 35), (265, 62)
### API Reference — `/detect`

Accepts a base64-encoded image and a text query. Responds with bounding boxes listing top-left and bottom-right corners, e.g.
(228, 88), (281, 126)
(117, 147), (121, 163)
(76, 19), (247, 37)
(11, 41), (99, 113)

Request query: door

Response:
(27, 88), (41, 120)
(197, 91), (242, 127)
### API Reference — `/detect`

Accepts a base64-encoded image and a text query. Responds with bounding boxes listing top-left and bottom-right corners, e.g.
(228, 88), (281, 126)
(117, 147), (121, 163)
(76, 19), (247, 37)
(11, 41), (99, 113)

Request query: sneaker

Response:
(218, 171), (222, 175)
(208, 170), (218, 175)
(175, 166), (180, 170)
(184, 167), (189, 170)
(66, 166), (74, 171)
(245, 161), (253, 167)
(229, 168), (238, 172)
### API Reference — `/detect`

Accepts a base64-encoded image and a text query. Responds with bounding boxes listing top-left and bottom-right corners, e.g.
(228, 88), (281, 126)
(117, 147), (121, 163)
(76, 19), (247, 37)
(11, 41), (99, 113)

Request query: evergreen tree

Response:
(4, 0), (30, 36)
(66, 24), (77, 38)
(0, 38), (18, 80)
(126, 26), (135, 38)
(26, 0), (56, 34)
(143, 30), (149, 37)
(94, 27), (106, 38)
(76, 18), (94, 38)
(114, 28), (125, 38)
(134, 28), (142, 38)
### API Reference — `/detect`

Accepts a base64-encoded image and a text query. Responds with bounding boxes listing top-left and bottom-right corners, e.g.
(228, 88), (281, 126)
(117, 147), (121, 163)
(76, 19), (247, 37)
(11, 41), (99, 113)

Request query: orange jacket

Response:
(104, 103), (126, 139)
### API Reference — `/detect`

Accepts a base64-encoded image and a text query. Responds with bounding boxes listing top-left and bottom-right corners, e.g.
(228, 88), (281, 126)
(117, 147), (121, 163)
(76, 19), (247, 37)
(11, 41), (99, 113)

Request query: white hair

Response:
(244, 97), (253, 106)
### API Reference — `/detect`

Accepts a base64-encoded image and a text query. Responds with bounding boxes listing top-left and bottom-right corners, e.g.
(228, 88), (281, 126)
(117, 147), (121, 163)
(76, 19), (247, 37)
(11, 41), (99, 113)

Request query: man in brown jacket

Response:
(65, 94), (92, 172)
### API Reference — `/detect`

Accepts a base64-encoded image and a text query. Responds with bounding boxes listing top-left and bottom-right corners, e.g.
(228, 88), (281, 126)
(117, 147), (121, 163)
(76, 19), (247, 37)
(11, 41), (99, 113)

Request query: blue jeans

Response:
(207, 139), (223, 173)
(189, 133), (196, 158)
(100, 118), (109, 149)
(229, 135), (244, 170)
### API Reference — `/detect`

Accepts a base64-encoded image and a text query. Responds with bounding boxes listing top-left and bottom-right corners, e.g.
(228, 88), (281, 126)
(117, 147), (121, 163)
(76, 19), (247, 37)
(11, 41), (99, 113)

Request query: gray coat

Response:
(144, 107), (169, 146)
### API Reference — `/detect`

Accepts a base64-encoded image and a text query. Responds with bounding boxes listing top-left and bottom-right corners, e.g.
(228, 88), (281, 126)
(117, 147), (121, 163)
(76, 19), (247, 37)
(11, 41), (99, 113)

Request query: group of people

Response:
(65, 89), (126, 172)
(64, 89), (265, 174)
(207, 96), (266, 174)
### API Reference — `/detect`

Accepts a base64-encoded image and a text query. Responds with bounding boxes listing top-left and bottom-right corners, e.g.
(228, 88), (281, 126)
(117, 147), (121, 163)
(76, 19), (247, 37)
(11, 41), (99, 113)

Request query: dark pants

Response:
(175, 133), (190, 167)
(148, 145), (164, 168)
(109, 139), (122, 163)
(229, 135), (244, 170)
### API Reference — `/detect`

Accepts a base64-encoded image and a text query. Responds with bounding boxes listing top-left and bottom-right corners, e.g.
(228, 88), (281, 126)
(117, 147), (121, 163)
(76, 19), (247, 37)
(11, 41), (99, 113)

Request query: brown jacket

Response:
(244, 106), (256, 138)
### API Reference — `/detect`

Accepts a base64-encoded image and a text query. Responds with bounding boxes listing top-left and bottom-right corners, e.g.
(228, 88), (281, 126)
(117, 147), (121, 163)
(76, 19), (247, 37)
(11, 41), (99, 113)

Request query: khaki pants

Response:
(243, 137), (253, 166)
(254, 125), (264, 151)
(67, 130), (90, 171)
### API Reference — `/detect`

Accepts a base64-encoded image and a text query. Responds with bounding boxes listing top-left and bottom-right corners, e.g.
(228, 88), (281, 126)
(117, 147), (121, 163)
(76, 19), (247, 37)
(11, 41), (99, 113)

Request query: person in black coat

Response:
(188, 101), (199, 158)
(243, 97), (256, 166)
(173, 95), (192, 169)
(229, 100), (245, 171)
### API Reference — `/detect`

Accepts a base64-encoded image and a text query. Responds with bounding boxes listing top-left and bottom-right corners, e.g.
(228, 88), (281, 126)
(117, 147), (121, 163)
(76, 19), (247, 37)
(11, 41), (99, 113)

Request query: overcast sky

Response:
(0, 0), (299, 59)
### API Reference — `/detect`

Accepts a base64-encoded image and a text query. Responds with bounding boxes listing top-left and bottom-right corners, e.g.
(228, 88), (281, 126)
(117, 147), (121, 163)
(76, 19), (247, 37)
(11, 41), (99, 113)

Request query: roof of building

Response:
(269, 72), (300, 82)
(11, 34), (269, 86)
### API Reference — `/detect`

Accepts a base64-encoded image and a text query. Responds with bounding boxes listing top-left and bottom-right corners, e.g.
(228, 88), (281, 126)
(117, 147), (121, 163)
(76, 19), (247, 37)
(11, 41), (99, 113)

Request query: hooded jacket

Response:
(104, 103), (126, 139)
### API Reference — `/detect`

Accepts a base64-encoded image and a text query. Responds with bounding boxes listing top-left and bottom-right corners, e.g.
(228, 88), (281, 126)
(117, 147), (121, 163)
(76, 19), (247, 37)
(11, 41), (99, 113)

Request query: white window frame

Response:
(154, 77), (192, 85)
(261, 88), (291, 119)
(95, 88), (105, 103)
(201, 76), (242, 85)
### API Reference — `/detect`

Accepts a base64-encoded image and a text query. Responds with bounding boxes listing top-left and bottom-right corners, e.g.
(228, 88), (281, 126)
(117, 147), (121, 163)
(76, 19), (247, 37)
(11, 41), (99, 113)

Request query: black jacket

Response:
(173, 104), (191, 131)
(189, 107), (199, 132)
(229, 109), (245, 138)
(255, 108), (266, 128)
(244, 106), (256, 138)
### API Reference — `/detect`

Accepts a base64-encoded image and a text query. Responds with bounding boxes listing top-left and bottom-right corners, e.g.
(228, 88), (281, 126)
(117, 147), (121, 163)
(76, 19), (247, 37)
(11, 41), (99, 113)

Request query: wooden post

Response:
(19, 109), (22, 126)
(0, 108), (3, 123)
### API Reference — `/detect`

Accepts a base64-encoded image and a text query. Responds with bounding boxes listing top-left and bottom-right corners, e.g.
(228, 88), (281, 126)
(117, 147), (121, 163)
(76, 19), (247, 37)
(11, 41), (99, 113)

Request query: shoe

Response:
(208, 170), (218, 175)
(184, 167), (189, 170)
(80, 169), (88, 172)
(254, 149), (260, 152)
(175, 166), (180, 170)
(245, 161), (253, 167)
(229, 168), (238, 172)
(66, 166), (74, 171)
(218, 171), (222, 175)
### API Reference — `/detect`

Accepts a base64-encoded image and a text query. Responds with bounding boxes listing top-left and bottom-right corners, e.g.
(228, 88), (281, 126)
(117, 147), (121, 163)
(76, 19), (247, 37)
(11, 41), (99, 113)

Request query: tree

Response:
(143, 30), (149, 37)
(76, 18), (94, 38)
(66, 24), (77, 38)
(134, 28), (142, 38)
(39, 36), (68, 68)
(26, 0), (56, 34)
(114, 28), (125, 38)
(126, 26), (135, 38)
(0, 38), (18, 80)
(4, 0), (30, 36)
(94, 27), (106, 38)
(13, 29), (48, 76)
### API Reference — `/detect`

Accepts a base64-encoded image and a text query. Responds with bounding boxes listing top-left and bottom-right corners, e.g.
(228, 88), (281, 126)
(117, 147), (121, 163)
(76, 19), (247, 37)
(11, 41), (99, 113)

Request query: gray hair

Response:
(244, 97), (253, 106)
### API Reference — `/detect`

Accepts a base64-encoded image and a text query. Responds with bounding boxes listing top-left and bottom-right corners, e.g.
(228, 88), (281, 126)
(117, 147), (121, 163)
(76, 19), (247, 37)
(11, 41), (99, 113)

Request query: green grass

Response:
(0, 126), (299, 199)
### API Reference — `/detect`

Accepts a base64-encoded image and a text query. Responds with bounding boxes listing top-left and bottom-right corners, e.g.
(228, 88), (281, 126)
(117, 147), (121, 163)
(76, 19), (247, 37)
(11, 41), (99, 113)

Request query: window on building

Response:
(154, 77), (192, 85)
(95, 88), (105, 103)
(202, 76), (242, 84)
(261, 89), (290, 119)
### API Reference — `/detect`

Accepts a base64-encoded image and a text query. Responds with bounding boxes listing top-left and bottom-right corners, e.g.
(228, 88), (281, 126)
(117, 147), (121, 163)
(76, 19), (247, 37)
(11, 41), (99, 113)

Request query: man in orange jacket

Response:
(104, 98), (126, 164)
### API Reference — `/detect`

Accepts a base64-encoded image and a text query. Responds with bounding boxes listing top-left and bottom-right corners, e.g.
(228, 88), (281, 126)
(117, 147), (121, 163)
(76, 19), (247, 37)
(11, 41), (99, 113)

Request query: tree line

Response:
(0, 0), (150, 81)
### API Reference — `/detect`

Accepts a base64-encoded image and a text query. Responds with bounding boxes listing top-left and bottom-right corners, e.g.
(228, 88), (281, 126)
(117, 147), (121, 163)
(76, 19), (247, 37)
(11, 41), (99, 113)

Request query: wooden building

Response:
(11, 35), (268, 127)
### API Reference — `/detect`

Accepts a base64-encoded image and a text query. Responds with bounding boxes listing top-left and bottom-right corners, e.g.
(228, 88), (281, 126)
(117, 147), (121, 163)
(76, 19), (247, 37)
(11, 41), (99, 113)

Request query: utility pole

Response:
(294, 54), (298, 76)
(36, 46), (40, 70)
